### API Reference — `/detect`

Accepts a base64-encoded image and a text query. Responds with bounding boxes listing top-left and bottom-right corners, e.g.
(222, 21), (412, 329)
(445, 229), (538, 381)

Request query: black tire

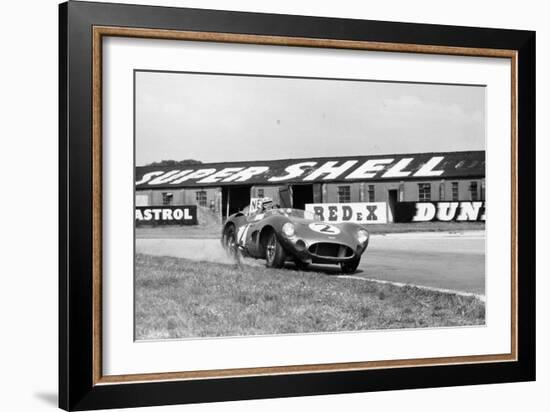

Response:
(265, 232), (286, 268)
(294, 259), (310, 271)
(340, 258), (360, 274)
(223, 225), (240, 262)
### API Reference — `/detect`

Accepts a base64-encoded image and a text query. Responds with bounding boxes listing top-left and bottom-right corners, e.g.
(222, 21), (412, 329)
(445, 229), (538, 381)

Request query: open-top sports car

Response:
(221, 207), (369, 273)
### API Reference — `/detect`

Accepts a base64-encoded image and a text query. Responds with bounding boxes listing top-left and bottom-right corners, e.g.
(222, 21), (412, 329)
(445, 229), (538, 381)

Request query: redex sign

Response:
(395, 201), (485, 222)
(135, 206), (198, 226)
(306, 202), (387, 224)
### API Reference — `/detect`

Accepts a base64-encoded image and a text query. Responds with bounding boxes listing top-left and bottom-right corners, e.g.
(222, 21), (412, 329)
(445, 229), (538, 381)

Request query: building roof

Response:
(135, 150), (485, 189)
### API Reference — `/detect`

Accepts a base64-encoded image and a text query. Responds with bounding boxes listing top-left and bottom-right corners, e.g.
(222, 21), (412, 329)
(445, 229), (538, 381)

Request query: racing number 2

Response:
(308, 223), (341, 235)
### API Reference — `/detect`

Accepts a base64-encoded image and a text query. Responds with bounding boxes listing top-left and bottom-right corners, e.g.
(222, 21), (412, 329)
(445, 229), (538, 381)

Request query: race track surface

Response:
(136, 231), (485, 296)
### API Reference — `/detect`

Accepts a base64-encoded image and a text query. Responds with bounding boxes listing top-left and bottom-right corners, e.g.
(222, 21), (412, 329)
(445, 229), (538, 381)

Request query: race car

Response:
(221, 205), (369, 273)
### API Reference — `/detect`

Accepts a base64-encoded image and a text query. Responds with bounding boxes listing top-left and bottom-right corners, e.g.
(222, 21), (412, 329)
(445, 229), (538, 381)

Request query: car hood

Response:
(290, 218), (364, 245)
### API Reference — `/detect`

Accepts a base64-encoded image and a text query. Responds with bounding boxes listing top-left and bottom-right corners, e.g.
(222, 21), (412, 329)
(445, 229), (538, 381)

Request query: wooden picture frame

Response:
(59, 1), (535, 410)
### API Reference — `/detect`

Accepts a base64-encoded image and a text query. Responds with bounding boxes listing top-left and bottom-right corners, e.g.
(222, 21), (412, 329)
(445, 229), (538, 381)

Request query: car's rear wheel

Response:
(265, 232), (286, 268)
(223, 225), (240, 262)
(340, 258), (360, 274)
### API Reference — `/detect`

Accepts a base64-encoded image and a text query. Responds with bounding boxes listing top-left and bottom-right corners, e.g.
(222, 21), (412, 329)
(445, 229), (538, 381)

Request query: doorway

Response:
(222, 186), (251, 219)
(387, 189), (398, 223)
(292, 184), (314, 210)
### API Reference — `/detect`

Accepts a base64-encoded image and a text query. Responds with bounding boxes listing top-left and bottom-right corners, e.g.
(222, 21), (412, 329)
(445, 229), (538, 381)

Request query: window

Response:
(367, 185), (375, 202)
(451, 182), (459, 201)
(136, 194), (149, 207)
(257, 188), (264, 198)
(195, 191), (207, 207)
(418, 183), (431, 202)
(161, 192), (173, 205)
(469, 182), (479, 201)
(337, 186), (351, 203)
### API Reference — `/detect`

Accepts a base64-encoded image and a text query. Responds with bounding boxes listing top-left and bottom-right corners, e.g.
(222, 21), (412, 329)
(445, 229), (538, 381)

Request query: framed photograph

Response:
(59, 1), (535, 410)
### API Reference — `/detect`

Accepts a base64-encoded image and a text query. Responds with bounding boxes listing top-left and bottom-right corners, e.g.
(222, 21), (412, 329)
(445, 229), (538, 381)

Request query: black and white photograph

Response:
(134, 70), (486, 340)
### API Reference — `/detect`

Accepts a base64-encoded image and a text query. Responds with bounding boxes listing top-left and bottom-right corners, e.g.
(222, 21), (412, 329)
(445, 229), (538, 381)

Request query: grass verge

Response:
(135, 254), (485, 340)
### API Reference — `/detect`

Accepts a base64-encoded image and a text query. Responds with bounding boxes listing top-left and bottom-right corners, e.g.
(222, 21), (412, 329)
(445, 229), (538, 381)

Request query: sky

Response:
(135, 71), (485, 166)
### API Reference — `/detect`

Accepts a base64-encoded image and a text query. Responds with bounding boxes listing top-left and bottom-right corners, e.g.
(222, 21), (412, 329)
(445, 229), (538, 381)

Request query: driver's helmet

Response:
(260, 197), (274, 212)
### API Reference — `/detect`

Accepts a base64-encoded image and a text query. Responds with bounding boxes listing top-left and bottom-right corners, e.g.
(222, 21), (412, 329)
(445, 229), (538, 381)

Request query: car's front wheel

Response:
(340, 258), (360, 274)
(223, 225), (240, 262)
(265, 232), (286, 268)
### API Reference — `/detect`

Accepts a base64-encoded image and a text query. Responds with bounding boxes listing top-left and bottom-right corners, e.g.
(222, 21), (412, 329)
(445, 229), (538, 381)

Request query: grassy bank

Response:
(135, 254), (485, 340)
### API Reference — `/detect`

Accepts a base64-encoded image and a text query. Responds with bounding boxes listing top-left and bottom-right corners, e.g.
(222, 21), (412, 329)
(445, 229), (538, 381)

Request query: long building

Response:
(135, 150), (485, 224)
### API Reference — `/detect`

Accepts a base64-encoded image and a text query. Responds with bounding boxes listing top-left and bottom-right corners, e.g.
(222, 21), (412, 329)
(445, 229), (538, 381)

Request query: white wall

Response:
(0, 1), (546, 411)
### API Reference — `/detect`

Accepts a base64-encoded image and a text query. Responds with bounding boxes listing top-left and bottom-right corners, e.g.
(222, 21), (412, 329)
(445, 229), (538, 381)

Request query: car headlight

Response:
(356, 229), (369, 244)
(282, 222), (296, 237)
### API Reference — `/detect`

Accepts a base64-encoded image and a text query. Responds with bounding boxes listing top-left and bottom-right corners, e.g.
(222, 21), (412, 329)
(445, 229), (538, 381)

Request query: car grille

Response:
(308, 243), (353, 258)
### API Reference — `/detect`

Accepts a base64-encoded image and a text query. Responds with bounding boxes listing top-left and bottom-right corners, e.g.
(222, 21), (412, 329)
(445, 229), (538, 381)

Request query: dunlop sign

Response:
(135, 205), (198, 226)
(306, 202), (387, 224)
(395, 201), (485, 222)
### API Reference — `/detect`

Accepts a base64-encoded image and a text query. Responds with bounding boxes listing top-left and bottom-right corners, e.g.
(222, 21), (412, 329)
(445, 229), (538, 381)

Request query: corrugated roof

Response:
(136, 150), (485, 189)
